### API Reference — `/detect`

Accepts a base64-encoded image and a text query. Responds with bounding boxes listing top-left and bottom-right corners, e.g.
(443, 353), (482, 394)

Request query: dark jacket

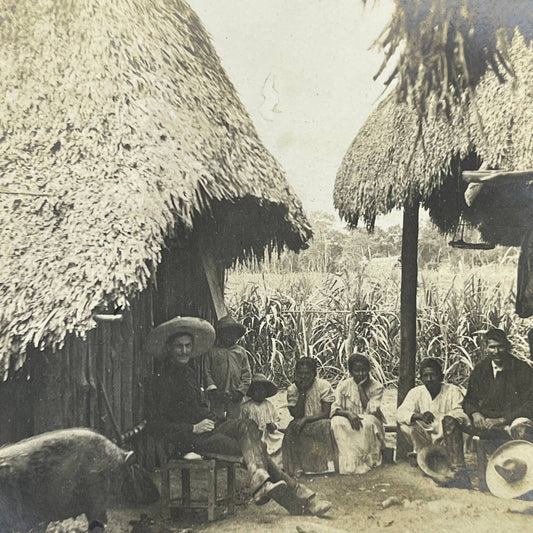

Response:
(462, 356), (533, 422)
(147, 359), (215, 452)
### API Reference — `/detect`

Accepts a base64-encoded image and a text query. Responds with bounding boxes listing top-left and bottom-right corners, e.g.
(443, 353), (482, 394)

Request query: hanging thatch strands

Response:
(0, 0), (311, 379)
(335, 31), (533, 247)
(373, 0), (533, 119)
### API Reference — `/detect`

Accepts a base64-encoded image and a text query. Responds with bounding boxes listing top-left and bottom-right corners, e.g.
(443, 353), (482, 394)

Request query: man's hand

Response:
(348, 414), (362, 431)
(413, 411), (435, 425)
(192, 419), (215, 434)
(472, 412), (487, 429)
(484, 417), (507, 430)
(266, 422), (277, 433)
(230, 390), (244, 403)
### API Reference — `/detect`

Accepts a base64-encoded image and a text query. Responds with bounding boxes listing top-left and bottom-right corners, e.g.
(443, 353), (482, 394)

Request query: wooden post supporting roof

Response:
(396, 200), (419, 459)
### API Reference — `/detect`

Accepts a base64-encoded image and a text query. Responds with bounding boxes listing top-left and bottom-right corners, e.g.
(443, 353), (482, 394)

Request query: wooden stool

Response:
(158, 455), (240, 522)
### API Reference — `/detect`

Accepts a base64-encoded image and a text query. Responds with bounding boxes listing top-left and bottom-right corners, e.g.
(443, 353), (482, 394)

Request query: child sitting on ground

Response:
(241, 374), (284, 469)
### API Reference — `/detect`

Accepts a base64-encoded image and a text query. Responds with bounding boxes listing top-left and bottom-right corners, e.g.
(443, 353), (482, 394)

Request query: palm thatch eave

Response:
(0, 0), (311, 379)
(335, 32), (533, 243)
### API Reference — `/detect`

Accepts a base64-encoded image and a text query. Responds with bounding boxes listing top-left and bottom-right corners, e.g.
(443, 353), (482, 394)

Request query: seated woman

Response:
(241, 373), (284, 469)
(282, 358), (336, 476)
(330, 354), (386, 474)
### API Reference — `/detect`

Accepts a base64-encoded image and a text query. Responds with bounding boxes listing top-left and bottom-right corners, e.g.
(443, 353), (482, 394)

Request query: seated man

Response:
(146, 316), (331, 516)
(463, 328), (533, 440)
(397, 357), (470, 488)
(462, 328), (533, 487)
(282, 358), (336, 476)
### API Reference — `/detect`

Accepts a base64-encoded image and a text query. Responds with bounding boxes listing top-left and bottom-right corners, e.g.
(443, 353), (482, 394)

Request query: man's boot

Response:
(442, 416), (472, 489)
(250, 468), (287, 505)
(278, 483), (331, 516)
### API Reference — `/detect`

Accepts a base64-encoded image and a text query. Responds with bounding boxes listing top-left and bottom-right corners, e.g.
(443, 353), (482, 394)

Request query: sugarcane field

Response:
(2, 1), (533, 532)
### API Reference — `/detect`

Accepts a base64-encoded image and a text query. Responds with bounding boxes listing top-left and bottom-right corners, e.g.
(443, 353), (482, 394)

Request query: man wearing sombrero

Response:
(204, 315), (251, 419)
(145, 316), (331, 516)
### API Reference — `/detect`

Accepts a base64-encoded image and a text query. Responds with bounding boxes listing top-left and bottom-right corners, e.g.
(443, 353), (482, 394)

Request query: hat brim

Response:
(247, 380), (278, 398)
(417, 445), (454, 485)
(146, 317), (215, 359)
(486, 440), (533, 499)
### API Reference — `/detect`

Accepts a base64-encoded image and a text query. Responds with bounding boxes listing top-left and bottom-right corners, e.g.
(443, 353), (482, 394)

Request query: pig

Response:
(0, 428), (159, 532)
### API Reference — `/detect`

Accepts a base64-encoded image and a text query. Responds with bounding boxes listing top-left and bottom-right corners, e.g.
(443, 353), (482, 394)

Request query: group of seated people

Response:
(146, 314), (533, 516)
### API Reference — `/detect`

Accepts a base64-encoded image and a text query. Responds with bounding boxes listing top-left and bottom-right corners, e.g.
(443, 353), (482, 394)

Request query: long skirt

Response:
(282, 419), (336, 476)
(331, 414), (385, 474)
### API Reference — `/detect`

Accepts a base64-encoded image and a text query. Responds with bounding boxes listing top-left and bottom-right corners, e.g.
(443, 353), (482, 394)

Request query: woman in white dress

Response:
(331, 354), (386, 474)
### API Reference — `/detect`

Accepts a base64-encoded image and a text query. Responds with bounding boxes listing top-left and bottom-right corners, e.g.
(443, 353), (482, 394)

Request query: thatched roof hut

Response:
(334, 32), (533, 246)
(0, 0), (311, 379)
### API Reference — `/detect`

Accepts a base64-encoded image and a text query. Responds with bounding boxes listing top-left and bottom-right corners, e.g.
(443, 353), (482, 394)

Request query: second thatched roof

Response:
(334, 32), (533, 244)
(0, 0), (311, 377)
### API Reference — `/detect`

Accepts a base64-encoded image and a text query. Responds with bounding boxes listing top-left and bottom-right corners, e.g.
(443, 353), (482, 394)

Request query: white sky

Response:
(189, 0), (403, 226)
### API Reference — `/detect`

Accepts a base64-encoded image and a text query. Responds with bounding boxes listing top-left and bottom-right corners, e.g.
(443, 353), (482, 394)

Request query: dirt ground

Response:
(44, 390), (533, 532)
(98, 460), (533, 533)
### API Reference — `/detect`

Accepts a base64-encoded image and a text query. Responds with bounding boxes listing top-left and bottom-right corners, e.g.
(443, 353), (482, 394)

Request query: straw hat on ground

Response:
(146, 316), (215, 359)
(486, 440), (533, 499)
(247, 374), (278, 398)
(417, 445), (455, 485)
(216, 315), (246, 339)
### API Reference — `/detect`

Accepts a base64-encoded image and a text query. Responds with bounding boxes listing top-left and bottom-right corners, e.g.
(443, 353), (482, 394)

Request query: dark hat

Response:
(486, 440), (533, 499)
(146, 316), (215, 360)
(485, 328), (510, 344)
(417, 445), (455, 485)
(247, 373), (278, 398)
(216, 315), (246, 339)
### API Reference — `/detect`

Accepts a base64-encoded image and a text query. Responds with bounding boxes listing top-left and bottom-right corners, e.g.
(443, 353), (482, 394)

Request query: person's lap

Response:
(284, 419), (336, 475)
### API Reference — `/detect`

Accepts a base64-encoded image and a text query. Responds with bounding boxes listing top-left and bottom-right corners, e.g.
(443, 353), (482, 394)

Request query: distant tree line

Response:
(235, 211), (518, 274)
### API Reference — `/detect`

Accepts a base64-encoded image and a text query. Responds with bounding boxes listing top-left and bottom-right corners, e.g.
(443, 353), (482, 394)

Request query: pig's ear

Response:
(124, 451), (136, 465)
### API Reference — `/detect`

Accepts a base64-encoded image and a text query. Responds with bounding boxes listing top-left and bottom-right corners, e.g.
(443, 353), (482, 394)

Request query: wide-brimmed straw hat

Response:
(216, 314), (246, 339)
(486, 440), (533, 499)
(247, 373), (278, 398)
(146, 316), (215, 359)
(417, 445), (455, 485)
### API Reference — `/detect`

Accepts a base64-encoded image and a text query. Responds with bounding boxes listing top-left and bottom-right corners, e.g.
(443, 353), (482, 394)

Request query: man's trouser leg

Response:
(197, 419), (329, 515)
(442, 416), (471, 489)
(266, 456), (323, 515)
(196, 419), (270, 492)
(398, 423), (433, 454)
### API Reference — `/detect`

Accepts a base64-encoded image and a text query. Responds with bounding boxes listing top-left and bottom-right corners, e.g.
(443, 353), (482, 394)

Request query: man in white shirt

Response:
(397, 358), (470, 488)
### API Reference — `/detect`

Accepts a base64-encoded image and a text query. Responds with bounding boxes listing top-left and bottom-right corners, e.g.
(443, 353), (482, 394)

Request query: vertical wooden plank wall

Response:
(0, 243), (220, 449)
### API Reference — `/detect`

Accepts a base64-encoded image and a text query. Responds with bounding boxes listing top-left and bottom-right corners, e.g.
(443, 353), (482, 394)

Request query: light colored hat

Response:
(247, 373), (278, 398)
(486, 440), (533, 499)
(417, 445), (454, 485)
(146, 316), (215, 359)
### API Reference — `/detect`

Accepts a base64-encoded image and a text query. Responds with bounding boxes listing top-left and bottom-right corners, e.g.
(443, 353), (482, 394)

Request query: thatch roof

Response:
(373, 0), (533, 119)
(0, 0), (311, 377)
(335, 32), (533, 244)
